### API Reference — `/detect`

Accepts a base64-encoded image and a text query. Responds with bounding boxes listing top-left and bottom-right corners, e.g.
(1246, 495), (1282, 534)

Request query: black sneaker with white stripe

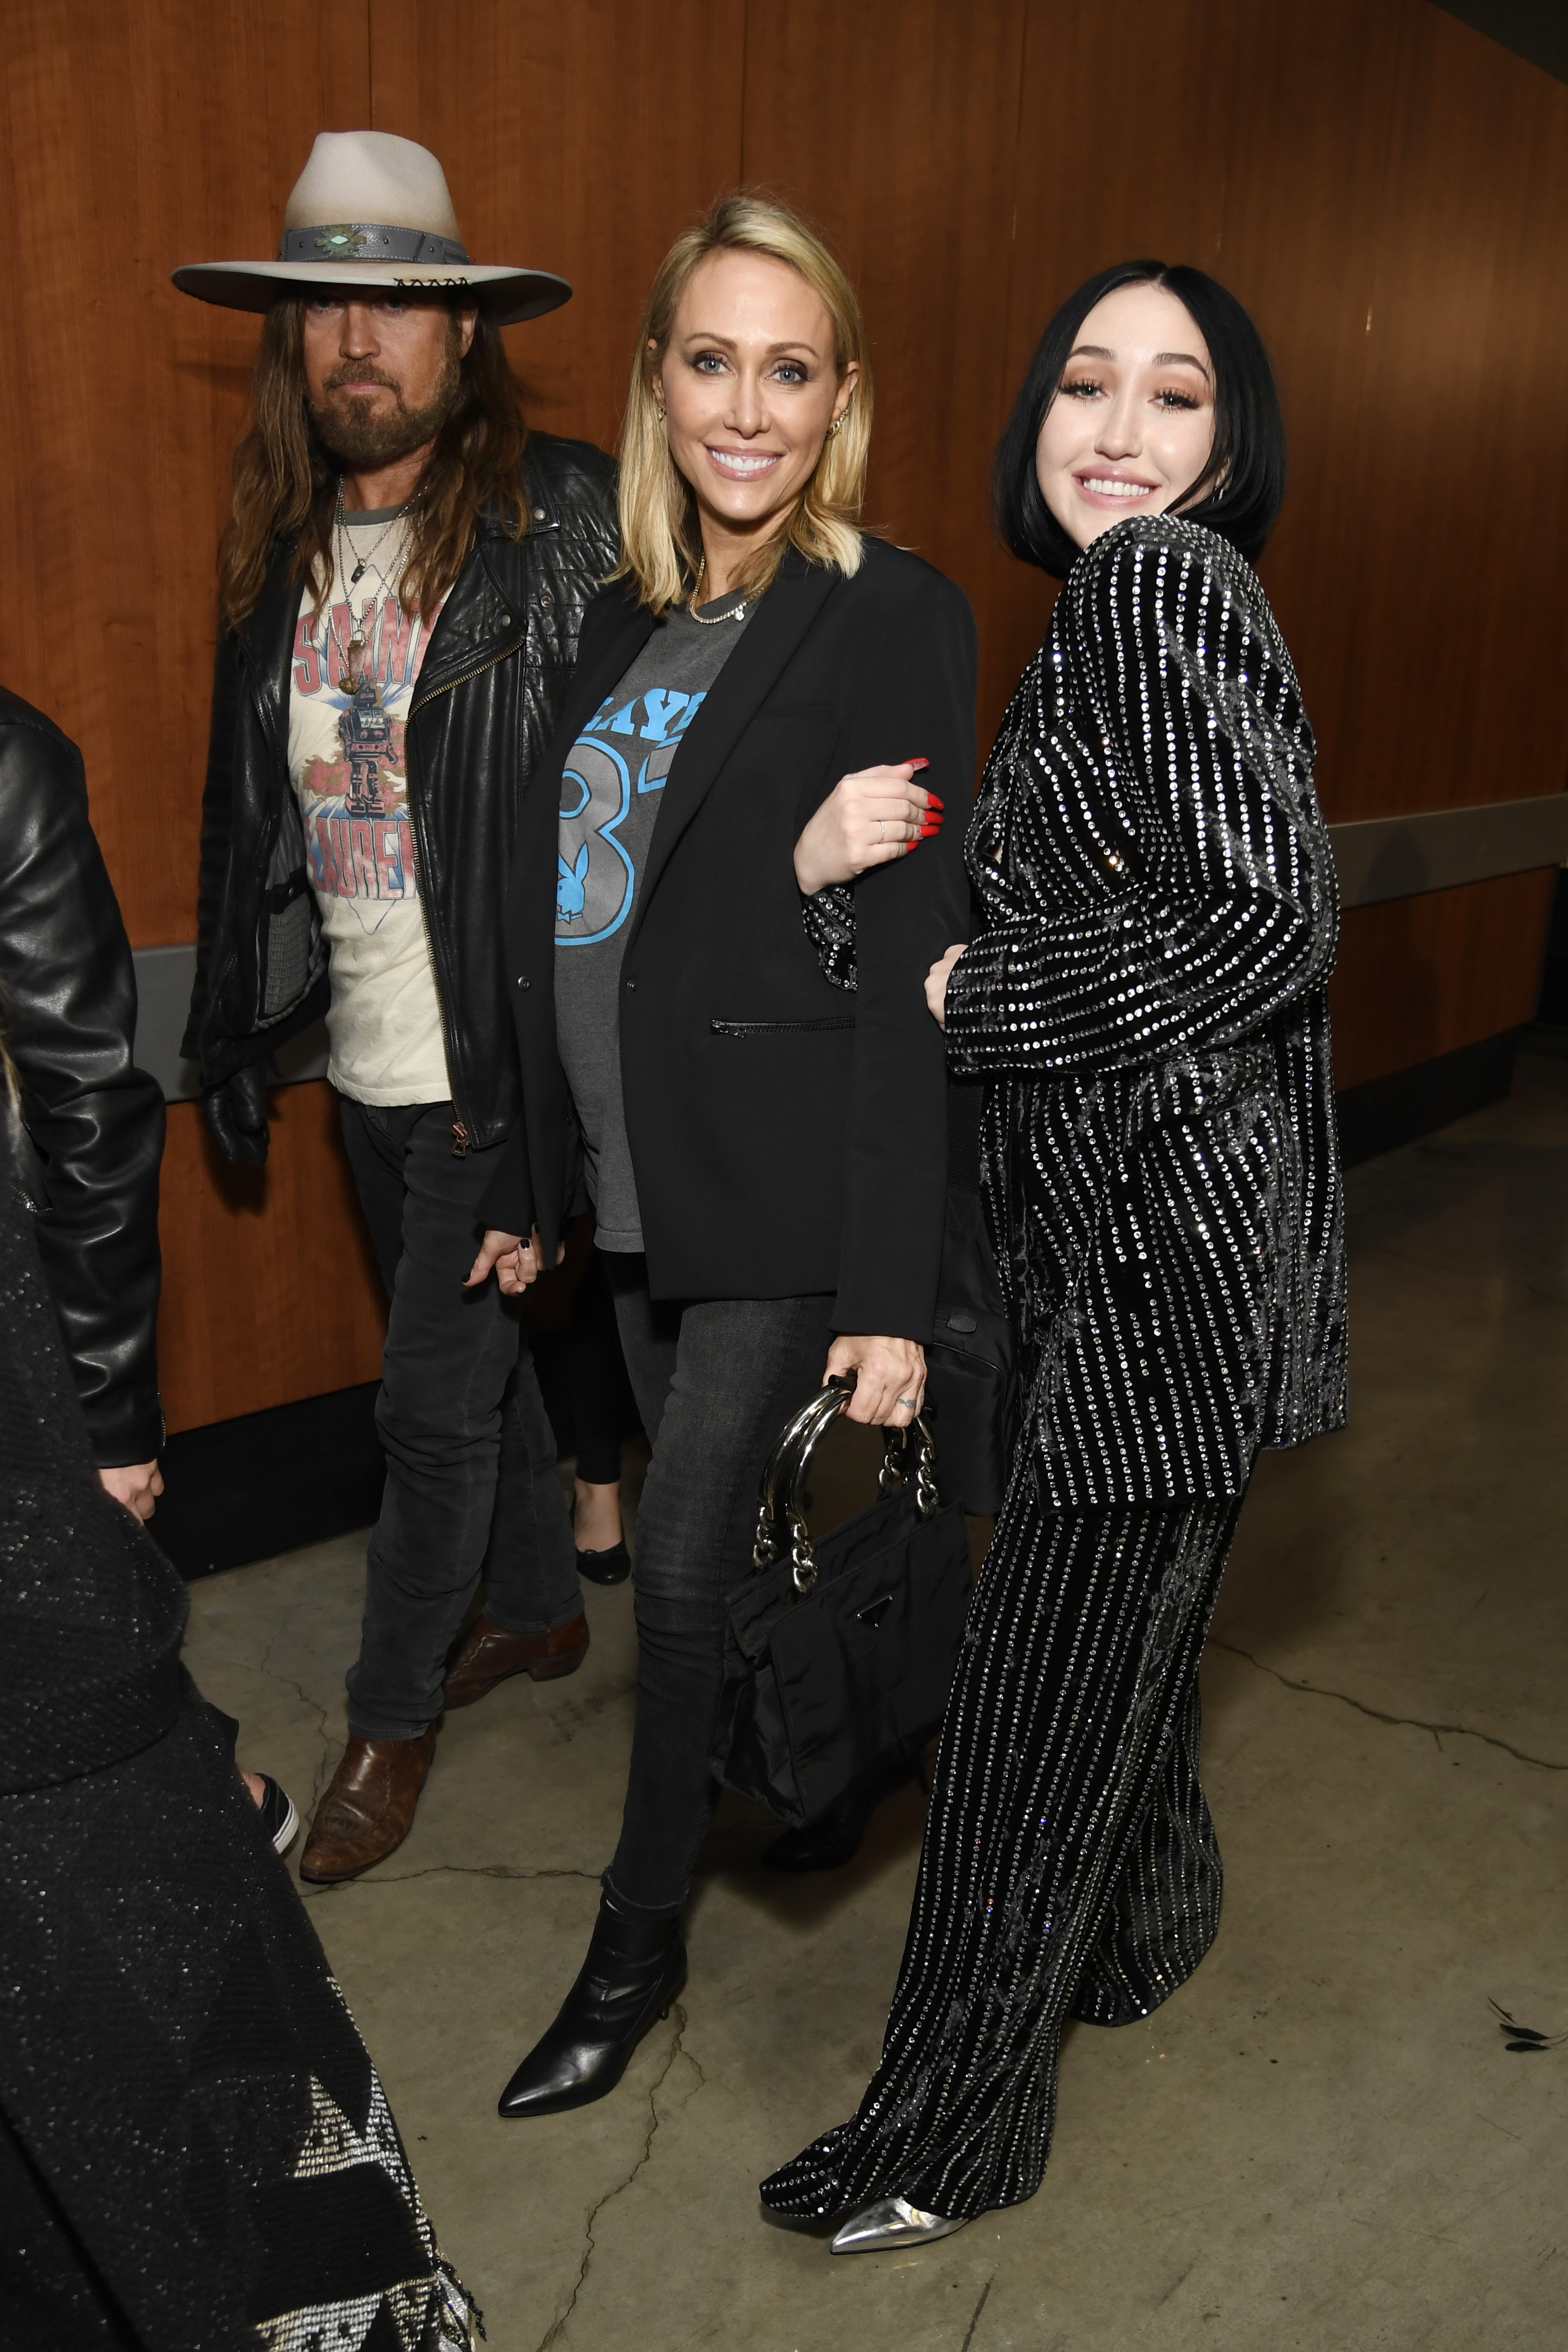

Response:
(253, 1775), (300, 1856)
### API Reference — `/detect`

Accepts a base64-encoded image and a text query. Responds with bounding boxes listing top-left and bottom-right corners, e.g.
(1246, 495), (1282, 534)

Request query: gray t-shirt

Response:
(554, 590), (751, 1250)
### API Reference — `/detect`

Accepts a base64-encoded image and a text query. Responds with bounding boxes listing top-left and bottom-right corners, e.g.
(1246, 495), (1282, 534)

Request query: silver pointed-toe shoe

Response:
(830, 2196), (969, 2254)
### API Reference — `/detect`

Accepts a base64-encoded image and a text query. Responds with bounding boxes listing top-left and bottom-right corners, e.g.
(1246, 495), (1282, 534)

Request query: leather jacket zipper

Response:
(408, 633), (524, 718)
(406, 632), (525, 1136)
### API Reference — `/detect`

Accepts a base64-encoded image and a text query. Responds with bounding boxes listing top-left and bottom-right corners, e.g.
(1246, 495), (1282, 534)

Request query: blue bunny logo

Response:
(556, 842), (590, 921)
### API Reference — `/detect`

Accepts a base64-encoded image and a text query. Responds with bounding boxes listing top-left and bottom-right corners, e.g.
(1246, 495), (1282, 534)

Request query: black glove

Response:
(203, 1063), (271, 1167)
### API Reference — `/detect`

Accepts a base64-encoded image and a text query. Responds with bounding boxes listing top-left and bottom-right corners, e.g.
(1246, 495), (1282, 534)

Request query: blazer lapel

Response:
(627, 552), (841, 949)
(526, 590), (657, 811)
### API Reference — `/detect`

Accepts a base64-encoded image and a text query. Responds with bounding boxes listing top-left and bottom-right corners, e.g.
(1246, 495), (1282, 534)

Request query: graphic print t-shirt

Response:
(555, 592), (751, 1250)
(287, 511), (451, 1105)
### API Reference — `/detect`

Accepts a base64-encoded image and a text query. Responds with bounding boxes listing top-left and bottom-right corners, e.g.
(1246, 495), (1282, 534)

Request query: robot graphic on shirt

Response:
(338, 674), (398, 817)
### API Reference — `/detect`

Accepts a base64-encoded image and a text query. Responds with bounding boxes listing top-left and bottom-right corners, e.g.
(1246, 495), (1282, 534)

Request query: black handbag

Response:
(711, 1381), (974, 1828)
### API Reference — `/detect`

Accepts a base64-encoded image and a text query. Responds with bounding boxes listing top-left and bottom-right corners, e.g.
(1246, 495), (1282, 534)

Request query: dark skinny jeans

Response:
(600, 1250), (836, 1918)
(339, 1097), (582, 1741)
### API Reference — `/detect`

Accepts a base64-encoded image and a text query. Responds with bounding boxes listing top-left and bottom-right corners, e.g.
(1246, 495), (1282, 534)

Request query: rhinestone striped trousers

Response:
(759, 1470), (1248, 2221)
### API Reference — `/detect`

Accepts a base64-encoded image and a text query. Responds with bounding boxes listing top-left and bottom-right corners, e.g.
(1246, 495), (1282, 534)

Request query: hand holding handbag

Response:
(711, 1380), (975, 1829)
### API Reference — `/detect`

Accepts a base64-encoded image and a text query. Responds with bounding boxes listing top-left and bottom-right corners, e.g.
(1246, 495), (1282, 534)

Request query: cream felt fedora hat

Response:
(172, 130), (570, 325)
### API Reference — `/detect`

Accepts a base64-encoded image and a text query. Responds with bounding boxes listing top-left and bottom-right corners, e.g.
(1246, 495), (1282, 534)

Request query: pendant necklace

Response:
(333, 485), (406, 688)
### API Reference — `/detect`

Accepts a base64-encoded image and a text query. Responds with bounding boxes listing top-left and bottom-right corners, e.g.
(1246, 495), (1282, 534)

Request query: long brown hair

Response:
(218, 300), (529, 627)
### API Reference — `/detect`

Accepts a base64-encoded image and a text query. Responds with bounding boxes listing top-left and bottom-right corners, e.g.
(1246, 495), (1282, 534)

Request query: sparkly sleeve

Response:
(945, 524), (1338, 1075)
(800, 882), (858, 992)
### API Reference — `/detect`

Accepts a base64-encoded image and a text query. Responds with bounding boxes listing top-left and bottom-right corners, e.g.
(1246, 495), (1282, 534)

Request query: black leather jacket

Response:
(0, 688), (165, 1464)
(182, 434), (619, 1147)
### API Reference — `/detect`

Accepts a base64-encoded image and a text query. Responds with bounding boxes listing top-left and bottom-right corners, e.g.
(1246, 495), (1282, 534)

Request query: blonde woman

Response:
(467, 194), (976, 2115)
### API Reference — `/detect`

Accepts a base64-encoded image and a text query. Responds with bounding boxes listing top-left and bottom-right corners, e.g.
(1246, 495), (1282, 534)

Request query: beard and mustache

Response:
(309, 338), (463, 469)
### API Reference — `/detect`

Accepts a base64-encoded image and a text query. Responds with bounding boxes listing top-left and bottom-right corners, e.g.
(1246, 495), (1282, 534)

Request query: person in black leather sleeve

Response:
(173, 131), (620, 1883)
(0, 686), (165, 1522)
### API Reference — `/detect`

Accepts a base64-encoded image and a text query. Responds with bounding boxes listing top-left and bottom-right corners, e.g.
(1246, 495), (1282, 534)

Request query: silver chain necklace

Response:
(688, 561), (748, 626)
(332, 485), (406, 689)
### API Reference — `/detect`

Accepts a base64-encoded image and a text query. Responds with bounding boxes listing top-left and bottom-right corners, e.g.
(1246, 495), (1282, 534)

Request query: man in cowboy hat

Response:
(176, 131), (618, 1882)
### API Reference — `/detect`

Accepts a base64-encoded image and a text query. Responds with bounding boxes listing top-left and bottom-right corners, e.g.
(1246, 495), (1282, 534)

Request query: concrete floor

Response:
(185, 1044), (1568, 2352)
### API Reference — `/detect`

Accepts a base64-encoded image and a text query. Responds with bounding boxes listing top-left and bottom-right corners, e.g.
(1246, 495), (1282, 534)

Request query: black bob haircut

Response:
(993, 259), (1286, 578)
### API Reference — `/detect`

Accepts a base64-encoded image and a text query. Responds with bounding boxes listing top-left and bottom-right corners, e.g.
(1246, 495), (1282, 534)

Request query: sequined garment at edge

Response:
(944, 514), (1345, 1507)
(0, 1159), (477, 2351)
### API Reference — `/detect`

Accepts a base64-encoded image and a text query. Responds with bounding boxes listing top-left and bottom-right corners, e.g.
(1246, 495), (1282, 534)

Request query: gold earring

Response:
(828, 409), (847, 436)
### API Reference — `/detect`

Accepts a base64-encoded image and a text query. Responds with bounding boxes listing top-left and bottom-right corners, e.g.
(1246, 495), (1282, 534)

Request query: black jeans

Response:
(339, 1097), (582, 1741)
(567, 1244), (640, 1485)
(601, 1251), (836, 1917)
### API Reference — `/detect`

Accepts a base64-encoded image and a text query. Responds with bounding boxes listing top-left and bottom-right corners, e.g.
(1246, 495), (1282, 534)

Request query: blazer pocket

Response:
(709, 1015), (857, 1036)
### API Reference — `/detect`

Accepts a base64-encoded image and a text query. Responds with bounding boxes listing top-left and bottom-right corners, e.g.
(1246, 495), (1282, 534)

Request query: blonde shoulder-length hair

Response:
(614, 192), (872, 614)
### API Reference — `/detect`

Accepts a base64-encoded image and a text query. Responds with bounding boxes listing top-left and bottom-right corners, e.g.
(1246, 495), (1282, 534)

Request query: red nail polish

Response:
(925, 793), (945, 810)
(908, 757), (930, 771)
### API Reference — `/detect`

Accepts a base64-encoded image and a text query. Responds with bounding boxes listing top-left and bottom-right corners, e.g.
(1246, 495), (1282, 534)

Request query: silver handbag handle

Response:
(753, 1376), (940, 1594)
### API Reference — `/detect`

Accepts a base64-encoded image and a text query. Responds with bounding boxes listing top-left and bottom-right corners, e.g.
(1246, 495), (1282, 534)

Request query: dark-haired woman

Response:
(762, 262), (1346, 2248)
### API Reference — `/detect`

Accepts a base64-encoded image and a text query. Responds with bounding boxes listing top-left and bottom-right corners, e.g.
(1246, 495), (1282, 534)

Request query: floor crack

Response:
(257, 1630), (336, 1806)
(1210, 1641), (1566, 1771)
(959, 2274), (994, 2352)
(537, 2003), (699, 2351)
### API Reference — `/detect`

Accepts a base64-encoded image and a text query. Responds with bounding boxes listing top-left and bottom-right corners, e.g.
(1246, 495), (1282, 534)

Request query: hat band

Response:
(278, 222), (472, 265)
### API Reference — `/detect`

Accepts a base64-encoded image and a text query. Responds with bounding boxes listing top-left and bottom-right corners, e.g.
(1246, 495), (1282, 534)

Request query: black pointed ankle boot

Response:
(497, 1895), (687, 2118)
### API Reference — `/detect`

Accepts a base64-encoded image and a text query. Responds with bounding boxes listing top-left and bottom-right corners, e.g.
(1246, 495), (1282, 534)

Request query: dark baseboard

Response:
(1335, 1028), (1519, 1167)
(153, 1381), (383, 1579)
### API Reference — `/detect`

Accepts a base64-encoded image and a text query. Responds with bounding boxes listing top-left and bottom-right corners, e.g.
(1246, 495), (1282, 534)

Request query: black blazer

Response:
(947, 515), (1346, 1507)
(479, 539), (976, 1339)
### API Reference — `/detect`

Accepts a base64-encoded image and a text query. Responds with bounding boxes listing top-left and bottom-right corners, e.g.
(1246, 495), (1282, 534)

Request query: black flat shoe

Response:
(576, 1540), (631, 1587)
(498, 1895), (686, 2118)
(253, 1774), (300, 1856)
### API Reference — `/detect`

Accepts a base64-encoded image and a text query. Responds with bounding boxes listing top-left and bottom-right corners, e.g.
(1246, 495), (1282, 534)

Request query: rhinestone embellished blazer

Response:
(943, 514), (1347, 1509)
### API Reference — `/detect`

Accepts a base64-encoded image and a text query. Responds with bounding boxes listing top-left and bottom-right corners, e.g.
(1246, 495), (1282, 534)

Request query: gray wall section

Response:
(132, 943), (328, 1103)
(132, 794), (1568, 1102)
(1328, 794), (1568, 909)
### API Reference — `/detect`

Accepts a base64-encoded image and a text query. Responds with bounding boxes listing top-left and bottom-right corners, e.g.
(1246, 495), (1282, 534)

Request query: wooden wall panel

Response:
(7, 2), (1565, 1438)
(1208, 0), (1411, 796)
(366, 0), (745, 456)
(739, 0), (1031, 714)
(0, 0), (370, 948)
(1329, 870), (1557, 1090)
(158, 1084), (386, 1434)
(991, 0), (1249, 735)
(0, 2), (382, 1434)
(1327, 6), (1568, 821)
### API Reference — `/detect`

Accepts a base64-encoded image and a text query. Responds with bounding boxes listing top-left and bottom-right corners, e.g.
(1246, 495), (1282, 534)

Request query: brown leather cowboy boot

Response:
(299, 1725), (438, 1883)
(443, 1611), (590, 1709)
